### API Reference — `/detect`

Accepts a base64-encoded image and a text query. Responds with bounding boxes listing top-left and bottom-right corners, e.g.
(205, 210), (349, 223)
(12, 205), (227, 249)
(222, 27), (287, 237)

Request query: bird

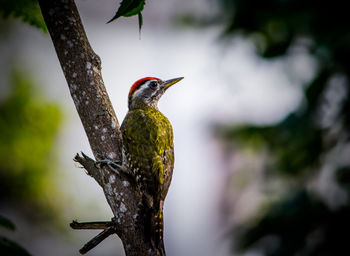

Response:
(101, 76), (183, 251)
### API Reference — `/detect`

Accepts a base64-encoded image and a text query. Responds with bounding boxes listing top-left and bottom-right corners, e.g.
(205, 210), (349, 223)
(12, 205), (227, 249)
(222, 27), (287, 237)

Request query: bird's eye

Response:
(148, 81), (157, 89)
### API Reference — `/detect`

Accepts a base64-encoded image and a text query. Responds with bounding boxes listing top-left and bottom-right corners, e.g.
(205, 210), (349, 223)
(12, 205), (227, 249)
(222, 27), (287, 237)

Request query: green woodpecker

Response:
(122, 77), (183, 201)
(106, 76), (183, 248)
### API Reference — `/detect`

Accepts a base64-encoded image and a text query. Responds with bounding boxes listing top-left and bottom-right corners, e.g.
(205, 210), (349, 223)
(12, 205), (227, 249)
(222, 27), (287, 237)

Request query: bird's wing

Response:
(121, 109), (173, 192)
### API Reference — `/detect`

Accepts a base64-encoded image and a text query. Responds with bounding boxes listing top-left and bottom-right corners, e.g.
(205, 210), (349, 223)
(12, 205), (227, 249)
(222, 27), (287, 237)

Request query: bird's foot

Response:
(95, 159), (127, 177)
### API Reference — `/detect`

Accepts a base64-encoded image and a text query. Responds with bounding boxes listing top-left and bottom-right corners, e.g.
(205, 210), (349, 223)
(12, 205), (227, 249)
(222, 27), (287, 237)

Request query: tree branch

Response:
(74, 152), (103, 186)
(70, 220), (112, 230)
(38, 0), (162, 255)
(79, 226), (116, 254)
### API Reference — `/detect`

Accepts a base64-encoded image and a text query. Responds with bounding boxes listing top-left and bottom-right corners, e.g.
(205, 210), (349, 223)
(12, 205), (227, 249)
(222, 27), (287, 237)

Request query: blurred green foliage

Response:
(234, 190), (350, 256)
(0, 69), (62, 216)
(216, 0), (350, 60)
(0, 0), (47, 32)
(0, 215), (15, 231)
(0, 215), (32, 256)
(212, 0), (350, 255)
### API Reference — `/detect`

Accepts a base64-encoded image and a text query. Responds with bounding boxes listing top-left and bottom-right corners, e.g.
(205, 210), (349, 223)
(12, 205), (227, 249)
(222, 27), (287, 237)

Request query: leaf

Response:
(138, 12), (143, 34)
(0, 216), (15, 231)
(0, 236), (32, 256)
(107, 0), (146, 31)
(0, 0), (47, 32)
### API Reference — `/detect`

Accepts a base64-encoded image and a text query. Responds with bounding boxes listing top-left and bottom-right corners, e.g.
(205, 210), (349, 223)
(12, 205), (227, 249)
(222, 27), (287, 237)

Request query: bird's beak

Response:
(162, 77), (184, 90)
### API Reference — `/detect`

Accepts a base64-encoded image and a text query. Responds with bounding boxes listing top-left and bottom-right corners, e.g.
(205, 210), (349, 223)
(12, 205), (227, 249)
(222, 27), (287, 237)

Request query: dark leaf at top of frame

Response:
(107, 0), (146, 26)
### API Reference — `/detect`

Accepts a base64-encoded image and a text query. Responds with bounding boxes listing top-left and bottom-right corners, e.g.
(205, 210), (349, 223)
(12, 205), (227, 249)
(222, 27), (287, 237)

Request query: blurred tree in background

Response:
(0, 2), (62, 255)
(1, 0), (63, 216)
(0, 69), (62, 255)
(212, 0), (350, 255)
(0, 69), (62, 216)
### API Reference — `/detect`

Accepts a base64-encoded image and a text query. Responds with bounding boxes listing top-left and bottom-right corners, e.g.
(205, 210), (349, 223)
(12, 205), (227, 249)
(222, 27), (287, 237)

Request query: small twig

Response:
(70, 220), (112, 230)
(70, 219), (118, 254)
(79, 226), (116, 254)
(74, 152), (103, 186)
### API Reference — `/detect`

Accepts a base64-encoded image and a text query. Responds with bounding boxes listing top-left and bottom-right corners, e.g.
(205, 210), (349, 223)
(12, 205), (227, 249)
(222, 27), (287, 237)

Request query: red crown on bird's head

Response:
(129, 77), (160, 97)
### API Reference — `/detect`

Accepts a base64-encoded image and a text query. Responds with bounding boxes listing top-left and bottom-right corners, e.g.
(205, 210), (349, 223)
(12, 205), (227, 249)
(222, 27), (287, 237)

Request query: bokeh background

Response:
(1, 0), (349, 255)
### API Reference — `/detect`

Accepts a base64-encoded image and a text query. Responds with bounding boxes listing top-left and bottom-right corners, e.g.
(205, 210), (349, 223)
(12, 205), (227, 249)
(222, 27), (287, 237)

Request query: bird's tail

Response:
(141, 196), (165, 255)
(150, 206), (165, 256)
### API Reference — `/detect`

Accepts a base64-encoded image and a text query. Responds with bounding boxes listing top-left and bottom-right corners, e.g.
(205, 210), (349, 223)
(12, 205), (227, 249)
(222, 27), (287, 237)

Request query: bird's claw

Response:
(95, 159), (126, 177)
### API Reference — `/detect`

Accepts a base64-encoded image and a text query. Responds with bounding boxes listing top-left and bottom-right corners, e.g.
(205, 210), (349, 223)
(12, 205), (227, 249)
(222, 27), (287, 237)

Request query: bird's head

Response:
(128, 76), (183, 109)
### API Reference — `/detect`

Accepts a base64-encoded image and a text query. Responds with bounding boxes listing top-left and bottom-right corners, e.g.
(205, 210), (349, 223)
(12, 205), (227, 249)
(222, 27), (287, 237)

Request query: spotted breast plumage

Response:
(121, 106), (174, 205)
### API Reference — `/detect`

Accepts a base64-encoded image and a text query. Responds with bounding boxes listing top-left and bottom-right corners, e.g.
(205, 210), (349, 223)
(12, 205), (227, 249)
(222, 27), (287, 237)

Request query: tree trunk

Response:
(38, 0), (165, 255)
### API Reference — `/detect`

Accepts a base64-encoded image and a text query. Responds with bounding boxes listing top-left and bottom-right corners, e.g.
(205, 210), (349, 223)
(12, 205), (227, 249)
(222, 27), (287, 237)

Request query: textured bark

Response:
(38, 0), (164, 255)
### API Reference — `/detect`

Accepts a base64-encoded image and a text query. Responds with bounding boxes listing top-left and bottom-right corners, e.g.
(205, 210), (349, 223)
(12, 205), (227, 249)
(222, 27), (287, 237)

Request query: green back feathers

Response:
(121, 107), (174, 184)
